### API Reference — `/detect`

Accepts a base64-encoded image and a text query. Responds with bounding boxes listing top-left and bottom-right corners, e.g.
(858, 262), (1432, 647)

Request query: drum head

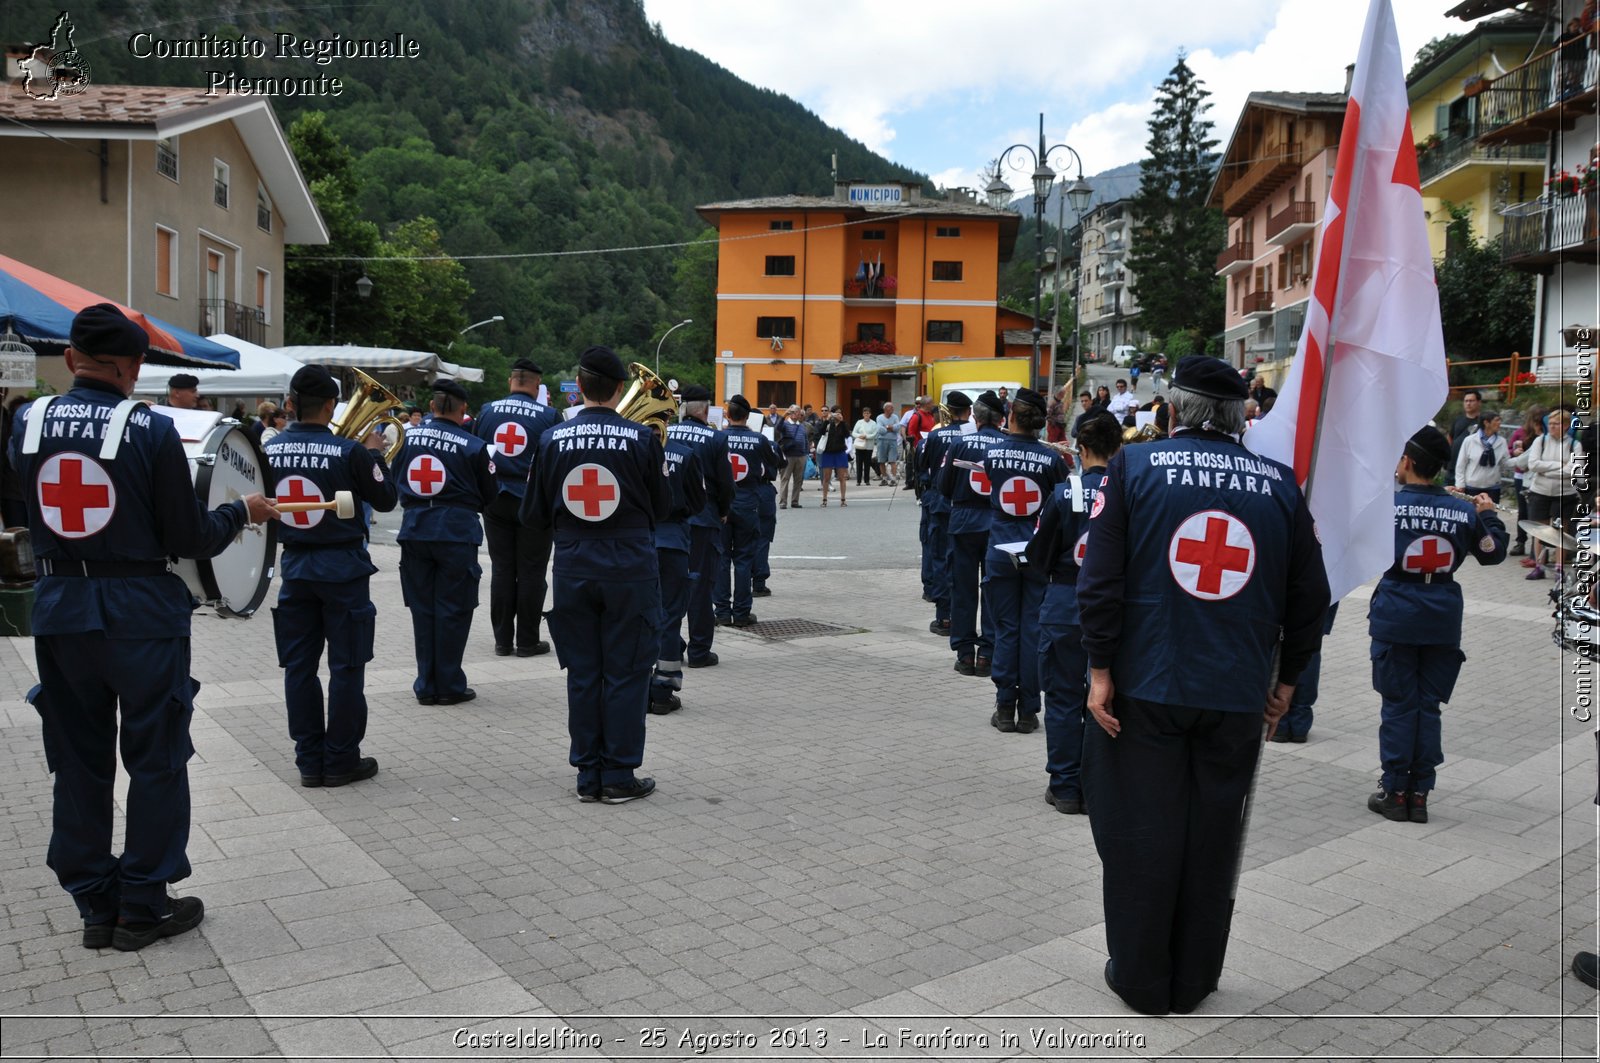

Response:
(188, 424), (276, 617)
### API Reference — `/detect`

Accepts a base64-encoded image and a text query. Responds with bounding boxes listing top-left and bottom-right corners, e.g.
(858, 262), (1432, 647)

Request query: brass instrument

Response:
(1122, 422), (1164, 444)
(617, 362), (678, 446)
(331, 367), (407, 462)
(936, 403), (953, 428)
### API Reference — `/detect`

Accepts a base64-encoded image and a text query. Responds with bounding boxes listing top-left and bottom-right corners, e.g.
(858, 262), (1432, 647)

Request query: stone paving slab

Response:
(0, 477), (1594, 1060)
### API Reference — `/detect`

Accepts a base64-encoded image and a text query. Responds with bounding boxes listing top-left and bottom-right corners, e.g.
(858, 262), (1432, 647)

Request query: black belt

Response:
(37, 558), (170, 578)
(1384, 569), (1455, 584)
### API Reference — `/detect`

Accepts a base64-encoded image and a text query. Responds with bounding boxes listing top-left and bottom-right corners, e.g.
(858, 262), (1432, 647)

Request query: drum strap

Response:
(98, 400), (142, 461)
(1069, 474), (1085, 513)
(20, 396), (55, 455)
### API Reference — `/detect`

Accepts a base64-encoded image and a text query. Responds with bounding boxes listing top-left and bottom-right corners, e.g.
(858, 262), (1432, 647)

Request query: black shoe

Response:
(324, 757), (379, 788)
(577, 787), (601, 803)
(929, 619), (951, 636)
(731, 613), (758, 627)
(715, 615), (732, 627)
(1051, 790), (1085, 815)
(1367, 789), (1409, 821)
(687, 653), (719, 668)
(791, 502), (802, 508)
(494, 644), (512, 657)
(1408, 791), (1429, 824)
(1574, 951), (1599, 989)
(601, 777), (656, 804)
(435, 688), (477, 705)
(991, 703), (1017, 733)
(1509, 543), (1526, 556)
(922, 592), (936, 603)
(648, 694), (681, 715)
(1014, 712), (1039, 734)
(112, 896), (204, 952)
(415, 694), (437, 705)
(82, 922), (114, 949)
(299, 774), (323, 788)
(974, 656), (992, 678)
(1288, 733), (1308, 744)
(751, 586), (772, 597)
(954, 655), (976, 676)
(516, 641), (550, 657)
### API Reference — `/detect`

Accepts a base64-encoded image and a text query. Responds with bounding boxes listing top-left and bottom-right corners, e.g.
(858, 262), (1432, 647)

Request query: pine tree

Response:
(1127, 54), (1225, 344)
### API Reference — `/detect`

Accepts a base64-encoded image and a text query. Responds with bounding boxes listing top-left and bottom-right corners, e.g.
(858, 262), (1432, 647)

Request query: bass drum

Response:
(165, 412), (276, 618)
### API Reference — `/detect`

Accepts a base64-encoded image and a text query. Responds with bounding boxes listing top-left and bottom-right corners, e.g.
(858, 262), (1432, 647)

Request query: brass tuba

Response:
(936, 403), (953, 428)
(617, 362), (677, 446)
(331, 367), (407, 462)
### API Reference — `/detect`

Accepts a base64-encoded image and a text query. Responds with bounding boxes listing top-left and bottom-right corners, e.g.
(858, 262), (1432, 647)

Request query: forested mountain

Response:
(8, 0), (928, 392)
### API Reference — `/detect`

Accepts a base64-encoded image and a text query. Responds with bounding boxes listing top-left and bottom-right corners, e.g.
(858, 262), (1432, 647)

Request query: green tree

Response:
(284, 112), (383, 345)
(1127, 55), (1225, 342)
(1407, 34), (1462, 82)
(1434, 202), (1535, 383)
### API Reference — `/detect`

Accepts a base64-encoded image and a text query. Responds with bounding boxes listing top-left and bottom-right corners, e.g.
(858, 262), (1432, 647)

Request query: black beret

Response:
(1173, 355), (1248, 400)
(680, 384), (711, 402)
(975, 390), (1003, 411)
(289, 364), (340, 400)
(578, 345), (628, 382)
(431, 378), (470, 402)
(71, 304), (148, 359)
(510, 358), (543, 375)
(944, 391), (973, 410)
(1012, 386), (1047, 413)
(726, 393), (752, 416)
(167, 372), (199, 389)
(1404, 425), (1452, 471)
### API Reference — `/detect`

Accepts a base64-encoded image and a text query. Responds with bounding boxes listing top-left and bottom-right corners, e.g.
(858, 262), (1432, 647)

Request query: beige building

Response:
(1071, 199), (1148, 361)
(0, 83), (325, 361)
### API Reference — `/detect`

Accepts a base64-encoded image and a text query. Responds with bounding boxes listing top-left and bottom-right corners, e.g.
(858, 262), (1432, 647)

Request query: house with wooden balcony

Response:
(1208, 90), (1346, 376)
(1447, 0), (1600, 379)
(0, 82), (326, 348)
(696, 182), (1024, 413)
(1073, 198), (1148, 361)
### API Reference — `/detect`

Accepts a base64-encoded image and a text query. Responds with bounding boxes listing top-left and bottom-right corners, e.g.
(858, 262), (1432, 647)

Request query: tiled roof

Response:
(810, 355), (920, 377)
(1244, 91), (1348, 114)
(697, 194), (1017, 220)
(0, 83), (221, 125)
(1002, 328), (1058, 347)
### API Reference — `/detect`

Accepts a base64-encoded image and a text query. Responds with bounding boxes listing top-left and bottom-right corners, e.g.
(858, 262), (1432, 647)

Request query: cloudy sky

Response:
(641, 0), (1477, 187)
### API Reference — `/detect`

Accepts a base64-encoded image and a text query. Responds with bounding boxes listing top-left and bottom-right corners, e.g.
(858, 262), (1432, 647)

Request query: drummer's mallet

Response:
(271, 489), (356, 519)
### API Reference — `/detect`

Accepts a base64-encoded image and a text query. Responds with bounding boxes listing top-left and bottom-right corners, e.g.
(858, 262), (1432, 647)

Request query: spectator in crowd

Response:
(1046, 385), (1070, 443)
(1244, 398), (1259, 428)
(259, 408), (288, 444)
(1509, 407), (1546, 556)
(902, 396), (938, 493)
(251, 401), (277, 442)
(852, 408), (879, 487)
(228, 401), (246, 423)
(1447, 389), (1483, 486)
(1107, 380), (1138, 422)
(1455, 410), (1508, 503)
(875, 402), (902, 486)
(1515, 405), (1582, 580)
(816, 406), (851, 506)
(1095, 385), (1112, 409)
(776, 405), (808, 509)
(1070, 391), (1096, 439)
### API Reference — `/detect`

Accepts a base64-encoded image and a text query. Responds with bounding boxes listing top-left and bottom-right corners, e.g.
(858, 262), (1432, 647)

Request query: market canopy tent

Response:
(0, 253), (239, 368)
(275, 344), (484, 383)
(131, 335), (303, 397)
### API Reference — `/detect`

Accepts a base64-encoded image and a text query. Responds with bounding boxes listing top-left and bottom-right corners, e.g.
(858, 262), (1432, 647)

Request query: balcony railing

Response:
(1215, 240), (1254, 275)
(200, 299), (266, 345)
(842, 280), (894, 300)
(1416, 134), (1544, 187)
(1477, 41), (1600, 146)
(1266, 201), (1316, 244)
(1220, 142), (1302, 215)
(1243, 291), (1275, 317)
(1502, 191), (1600, 268)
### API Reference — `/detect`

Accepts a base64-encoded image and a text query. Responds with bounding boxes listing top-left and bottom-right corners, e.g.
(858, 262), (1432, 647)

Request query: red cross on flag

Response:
(276, 475), (326, 528)
(729, 452), (749, 483)
(563, 463), (620, 521)
(494, 421), (528, 458)
(407, 454), (448, 497)
(1073, 531), (1090, 567)
(37, 452), (115, 539)
(998, 475), (1042, 517)
(1402, 534), (1455, 575)
(1168, 510), (1257, 601)
(968, 468), (991, 497)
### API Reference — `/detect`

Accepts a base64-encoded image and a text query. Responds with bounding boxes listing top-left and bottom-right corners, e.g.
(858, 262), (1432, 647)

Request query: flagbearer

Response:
(1367, 426), (1506, 824)
(264, 365), (399, 787)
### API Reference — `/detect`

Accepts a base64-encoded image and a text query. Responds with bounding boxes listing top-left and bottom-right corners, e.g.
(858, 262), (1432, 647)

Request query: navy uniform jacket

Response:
(1369, 484), (1506, 646)
(521, 406), (670, 580)
(939, 426), (1008, 536)
(984, 434), (1069, 558)
(8, 379), (249, 638)
(474, 393), (561, 500)
(920, 422), (966, 515)
(1026, 468), (1109, 625)
(264, 423), (399, 582)
(390, 419), (496, 544)
(1078, 430), (1330, 711)
(667, 419), (734, 530)
(723, 426), (779, 501)
(657, 433), (709, 553)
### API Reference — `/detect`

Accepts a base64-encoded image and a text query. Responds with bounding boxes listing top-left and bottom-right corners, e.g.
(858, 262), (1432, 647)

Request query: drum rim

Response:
(189, 423), (276, 618)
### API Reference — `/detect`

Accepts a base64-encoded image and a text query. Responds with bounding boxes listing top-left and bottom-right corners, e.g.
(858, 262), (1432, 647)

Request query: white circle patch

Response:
(996, 475), (1043, 517)
(968, 468), (992, 496)
(37, 452), (116, 539)
(1402, 534), (1455, 576)
(493, 421), (529, 458)
(562, 463), (620, 522)
(1168, 509), (1256, 601)
(1073, 530), (1090, 566)
(729, 452), (750, 483)
(406, 455), (448, 497)
(276, 474), (326, 529)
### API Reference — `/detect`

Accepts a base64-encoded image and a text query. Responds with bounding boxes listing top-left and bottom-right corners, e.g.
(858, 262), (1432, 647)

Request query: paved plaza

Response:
(0, 459), (1596, 1060)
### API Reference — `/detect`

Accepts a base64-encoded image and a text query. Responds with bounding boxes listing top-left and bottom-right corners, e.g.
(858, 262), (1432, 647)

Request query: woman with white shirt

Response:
(852, 408), (880, 487)
(1514, 406), (1582, 580)
(1454, 410), (1509, 503)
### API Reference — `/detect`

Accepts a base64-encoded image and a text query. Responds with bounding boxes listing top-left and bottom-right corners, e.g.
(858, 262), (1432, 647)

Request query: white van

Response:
(1111, 345), (1141, 367)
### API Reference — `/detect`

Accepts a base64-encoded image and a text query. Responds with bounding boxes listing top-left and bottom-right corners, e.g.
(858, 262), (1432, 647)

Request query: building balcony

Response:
(842, 280), (897, 306)
(1416, 134), (1545, 198)
(199, 299), (265, 345)
(1100, 269), (1126, 289)
(1215, 240), (1255, 276)
(1219, 142), (1302, 215)
(1265, 201), (1317, 246)
(1476, 42), (1599, 147)
(1243, 291), (1275, 319)
(1501, 191), (1600, 270)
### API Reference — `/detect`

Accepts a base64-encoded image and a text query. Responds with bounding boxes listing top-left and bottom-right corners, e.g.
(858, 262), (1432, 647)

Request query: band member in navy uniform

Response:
(982, 387), (1069, 734)
(1077, 356), (1329, 1016)
(919, 392), (970, 637)
(10, 304), (278, 950)
(714, 395), (777, 627)
(669, 387), (733, 667)
(649, 404), (709, 714)
(1368, 426), (1506, 823)
(1027, 412), (1121, 814)
(751, 432), (779, 598)
(474, 358), (561, 657)
(522, 346), (669, 802)
(939, 391), (1008, 676)
(392, 379), (496, 706)
(264, 365), (399, 788)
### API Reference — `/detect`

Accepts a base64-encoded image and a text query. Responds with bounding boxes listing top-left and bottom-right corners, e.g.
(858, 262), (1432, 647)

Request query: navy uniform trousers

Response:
(33, 632), (196, 924)
(399, 540), (481, 700)
(1039, 586), (1088, 801)
(652, 540), (691, 704)
(927, 508), (951, 624)
(713, 499), (760, 620)
(752, 483), (776, 590)
(1083, 697), (1261, 1016)
(483, 493), (552, 651)
(550, 576), (661, 789)
(685, 524), (722, 664)
(272, 575), (377, 778)
(1280, 604), (1338, 740)
(985, 564), (1045, 712)
(948, 530), (991, 659)
(1372, 641), (1464, 795)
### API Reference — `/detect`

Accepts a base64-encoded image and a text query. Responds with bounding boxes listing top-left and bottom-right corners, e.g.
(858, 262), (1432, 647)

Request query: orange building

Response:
(696, 182), (1025, 415)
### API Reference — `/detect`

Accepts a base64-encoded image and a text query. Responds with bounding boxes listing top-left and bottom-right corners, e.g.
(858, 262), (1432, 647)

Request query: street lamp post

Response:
(655, 317), (693, 378)
(449, 314), (504, 349)
(330, 265), (374, 343)
(985, 114), (1090, 393)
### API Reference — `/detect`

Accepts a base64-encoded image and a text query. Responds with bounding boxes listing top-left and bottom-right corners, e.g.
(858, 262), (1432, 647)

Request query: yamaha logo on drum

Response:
(219, 440), (259, 484)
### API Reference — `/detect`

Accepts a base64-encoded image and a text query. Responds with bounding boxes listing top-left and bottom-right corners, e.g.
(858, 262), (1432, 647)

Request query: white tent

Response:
(132, 334), (301, 397)
(275, 344), (484, 383)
